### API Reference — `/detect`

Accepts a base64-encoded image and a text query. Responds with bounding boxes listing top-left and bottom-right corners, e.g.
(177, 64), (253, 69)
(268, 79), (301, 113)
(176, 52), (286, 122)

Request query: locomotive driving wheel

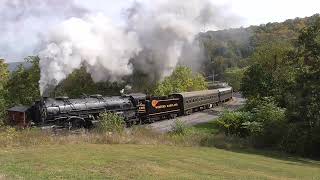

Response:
(67, 117), (85, 130)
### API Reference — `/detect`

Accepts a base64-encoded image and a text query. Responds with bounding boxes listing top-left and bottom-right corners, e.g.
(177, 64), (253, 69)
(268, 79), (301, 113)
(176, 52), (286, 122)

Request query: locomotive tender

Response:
(7, 87), (233, 129)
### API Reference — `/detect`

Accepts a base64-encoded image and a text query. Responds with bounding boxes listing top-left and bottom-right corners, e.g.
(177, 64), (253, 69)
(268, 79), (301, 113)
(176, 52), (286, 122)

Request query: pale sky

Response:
(1, 0), (319, 62)
(227, 0), (320, 26)
(76, 0), (320, 26)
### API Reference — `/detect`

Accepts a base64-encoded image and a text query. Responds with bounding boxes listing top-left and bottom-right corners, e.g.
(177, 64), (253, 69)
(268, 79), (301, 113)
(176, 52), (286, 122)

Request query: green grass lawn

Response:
(0, 144), (319, 180)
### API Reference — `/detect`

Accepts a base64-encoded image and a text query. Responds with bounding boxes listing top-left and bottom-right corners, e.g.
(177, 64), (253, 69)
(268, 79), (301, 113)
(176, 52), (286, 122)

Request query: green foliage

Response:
(284, 17), (320, 157)
(154, 66), (208, 96)
(5, 57), (40, 106)
(241, 63), (274, 98)
(216, 111), (253, 137)
(199, 14), (320, 80)
(97, 112), (125, 133)
(54, 67), (123, 98)
(281, 124), (320, 156)
(0, 59), (9, 123)
(217, 98), (286, 148)
(224, 67), (245, 91)
(237, 17), (320, 156)
(199, 28), (253, 80)
(289, 18), (320, 126)
(240, 42), (295, 100)
(0, 59), (9, 84)
(248, 99), (287, 147)
(170, 119), (189, 135)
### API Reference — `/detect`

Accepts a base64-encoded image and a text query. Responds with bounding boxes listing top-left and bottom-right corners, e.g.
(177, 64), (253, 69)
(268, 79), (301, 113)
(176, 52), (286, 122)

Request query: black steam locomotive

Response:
(7, 87), (233, 129)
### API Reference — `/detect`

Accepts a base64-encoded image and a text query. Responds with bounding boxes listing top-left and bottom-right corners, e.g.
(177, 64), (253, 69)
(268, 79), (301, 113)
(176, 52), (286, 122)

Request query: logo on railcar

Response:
(152, 100), (159, 108)
(151, 100), (178, 109)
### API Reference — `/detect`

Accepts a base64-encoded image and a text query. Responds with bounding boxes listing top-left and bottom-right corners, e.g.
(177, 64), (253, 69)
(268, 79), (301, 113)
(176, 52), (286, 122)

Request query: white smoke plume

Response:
(39, 14), (141, 94)
(0, 0), (87, 61)
(38, 0), (239, 95)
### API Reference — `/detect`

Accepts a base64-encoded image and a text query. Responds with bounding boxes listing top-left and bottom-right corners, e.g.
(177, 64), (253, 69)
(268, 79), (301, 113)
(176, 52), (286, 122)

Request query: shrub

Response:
(248, 99), (287, 147)
(215, 111), (252, 137)
(281, 124), (320, 157)
(170, 119), (189, 135)
(217, 98), (288, 148)
(96, 112), (125, 133)
(242, 121), (263, 136)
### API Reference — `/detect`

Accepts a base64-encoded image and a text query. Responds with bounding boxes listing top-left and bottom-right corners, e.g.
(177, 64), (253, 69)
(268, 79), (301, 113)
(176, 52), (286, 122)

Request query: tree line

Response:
(200, 14), (320, 89)
(217, 17), (320, 157)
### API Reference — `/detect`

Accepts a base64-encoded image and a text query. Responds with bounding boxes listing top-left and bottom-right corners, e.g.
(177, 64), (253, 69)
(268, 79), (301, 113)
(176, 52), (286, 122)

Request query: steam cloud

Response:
(39, 14), (141, 94)
(0, 0), (87, 61)
(36, 0), (238, 94)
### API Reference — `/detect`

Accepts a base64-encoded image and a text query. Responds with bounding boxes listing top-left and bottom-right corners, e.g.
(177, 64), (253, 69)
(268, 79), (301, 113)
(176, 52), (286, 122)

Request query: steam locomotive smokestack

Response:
(38, 0), (239, 95)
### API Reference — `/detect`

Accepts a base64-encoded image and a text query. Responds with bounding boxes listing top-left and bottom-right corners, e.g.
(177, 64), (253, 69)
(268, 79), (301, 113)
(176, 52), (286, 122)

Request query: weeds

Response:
(0, 121), (250, 152)
(96, 112), (125, 133)
(170, 119), (189, 135)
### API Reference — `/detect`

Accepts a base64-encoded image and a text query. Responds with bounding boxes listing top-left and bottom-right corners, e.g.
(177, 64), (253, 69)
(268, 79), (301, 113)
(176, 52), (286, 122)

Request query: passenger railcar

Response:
(218, 87), (233, 102)
(172, 90), (220, 115)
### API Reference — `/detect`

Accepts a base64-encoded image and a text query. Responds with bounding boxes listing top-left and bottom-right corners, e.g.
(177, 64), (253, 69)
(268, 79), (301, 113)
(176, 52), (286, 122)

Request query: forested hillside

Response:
(199, 14), (320, 81)
(215, 15), (320, 157)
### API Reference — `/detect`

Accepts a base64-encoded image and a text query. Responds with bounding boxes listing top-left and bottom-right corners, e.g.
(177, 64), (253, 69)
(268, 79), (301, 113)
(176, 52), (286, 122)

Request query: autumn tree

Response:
(154, 66), (208, 96)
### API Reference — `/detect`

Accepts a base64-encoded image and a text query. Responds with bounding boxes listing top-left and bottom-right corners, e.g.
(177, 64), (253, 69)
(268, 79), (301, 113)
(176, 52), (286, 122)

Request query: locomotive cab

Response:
(7, 106), (31, 128)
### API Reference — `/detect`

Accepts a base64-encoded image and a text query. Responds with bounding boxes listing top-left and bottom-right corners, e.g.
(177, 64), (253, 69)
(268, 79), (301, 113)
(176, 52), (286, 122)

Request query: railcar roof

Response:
(172, 89), (219, 98)
(7, 106), (29, 112)
(218, 87), (233, 92)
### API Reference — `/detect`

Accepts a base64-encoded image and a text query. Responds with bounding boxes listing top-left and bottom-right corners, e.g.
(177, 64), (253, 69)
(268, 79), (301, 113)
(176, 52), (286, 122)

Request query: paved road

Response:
(147, 94), (246, 133)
